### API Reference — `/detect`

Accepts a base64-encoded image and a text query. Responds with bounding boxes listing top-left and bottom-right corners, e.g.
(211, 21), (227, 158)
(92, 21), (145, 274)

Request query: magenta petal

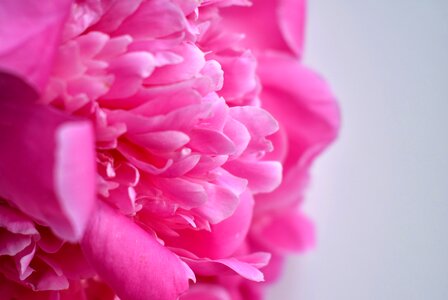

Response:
(258, 54), (340, 170)
(0, 230), (32, 256)
(256, 54), (340, 208)
(224, 160), (282, 194)
(182, 252), (270, 282)
(168, 189), (253, 259)
(113, 0), (186, 39)
(0, 0), (72, 93)
(189, 128), (236, 155)
(0, 101), (96, 242)
(81, 203), (193, 300)
(252, 211), (315, 253)
(277, 0), (306, 57)
(180, 283), (232, 300)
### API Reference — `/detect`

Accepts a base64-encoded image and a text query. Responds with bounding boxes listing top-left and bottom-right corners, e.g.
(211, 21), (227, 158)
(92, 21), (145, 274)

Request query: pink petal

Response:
(182, 252), (270, 282)
(0, 205), (38, 235)
(103, 51), (156, 99)
(113, 0), (186, 39)
(218, 51), (257, 102)
(256, 54), (340, 208)
(277, 0), (306, 57)
(153, 177), (207, 209)
(180, 284), (232, 300)
(165, 189), (253, 259)
(0, 0), (72, 94)
(220, 1), (292, 56)
(224, 160), (282, 194)
(0, 230), (32, 256)
(252, 211), (315, 253)
(188, 128), (235, 155)
(145, 43), (205, 85)
(81, 203), (193, 300)
(0, 101), (96, 242)
(127, 130), (190, 153)
(90, 0), (143, 33)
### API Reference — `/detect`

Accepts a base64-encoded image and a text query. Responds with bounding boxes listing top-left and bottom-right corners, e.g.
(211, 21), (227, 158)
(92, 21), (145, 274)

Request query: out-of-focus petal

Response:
(256, 53), (340, 209)
(81, 203), (194, 300)
(251, 211), (315, 254)
(0, 0), (72, 93)
(277, 0), (306, 57)
(0, 101), (96, 242)
(180, 283), (232, 300)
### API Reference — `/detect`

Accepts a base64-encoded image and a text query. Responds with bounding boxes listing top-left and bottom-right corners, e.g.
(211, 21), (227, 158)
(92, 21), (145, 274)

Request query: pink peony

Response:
(0, 0), (339, 299)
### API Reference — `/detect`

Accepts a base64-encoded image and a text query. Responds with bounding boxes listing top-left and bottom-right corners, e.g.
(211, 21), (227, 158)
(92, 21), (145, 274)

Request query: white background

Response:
(268, 1), (448, 299)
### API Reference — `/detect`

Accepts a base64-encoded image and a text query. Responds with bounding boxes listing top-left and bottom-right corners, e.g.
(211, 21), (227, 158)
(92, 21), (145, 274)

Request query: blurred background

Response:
(268, 0), (448, 299)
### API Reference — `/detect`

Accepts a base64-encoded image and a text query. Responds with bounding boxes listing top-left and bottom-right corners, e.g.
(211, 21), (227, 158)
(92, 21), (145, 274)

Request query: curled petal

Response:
(81, 203), (193, 300)
(224, 160), (282, 194)
(0, 101), (96, 242)
(182, 252), (270, 282)
(165, 189), (253, 259)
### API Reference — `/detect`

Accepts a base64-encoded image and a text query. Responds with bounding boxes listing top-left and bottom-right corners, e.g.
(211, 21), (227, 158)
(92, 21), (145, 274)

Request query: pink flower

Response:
(0, 0), (339, 299)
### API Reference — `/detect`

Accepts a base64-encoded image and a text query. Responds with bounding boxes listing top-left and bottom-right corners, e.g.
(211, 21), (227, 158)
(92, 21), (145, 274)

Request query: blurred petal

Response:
(0, 101), (96, 242)
(0, 0), (72, 93)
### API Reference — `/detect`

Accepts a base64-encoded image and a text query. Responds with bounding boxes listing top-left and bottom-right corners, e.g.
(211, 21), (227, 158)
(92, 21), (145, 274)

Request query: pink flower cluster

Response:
(0, 0), (339, 299)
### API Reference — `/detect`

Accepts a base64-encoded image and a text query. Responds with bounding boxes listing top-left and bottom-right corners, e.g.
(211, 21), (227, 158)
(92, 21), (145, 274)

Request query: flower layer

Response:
(0, 0), (339, 299)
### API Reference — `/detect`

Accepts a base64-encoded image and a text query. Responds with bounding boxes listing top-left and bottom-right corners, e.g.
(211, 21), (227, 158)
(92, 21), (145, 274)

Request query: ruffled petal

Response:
(166, 189), (253, 258)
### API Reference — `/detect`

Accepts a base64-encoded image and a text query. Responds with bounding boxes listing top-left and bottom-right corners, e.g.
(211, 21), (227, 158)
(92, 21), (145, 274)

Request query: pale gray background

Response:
(268, 1), (448, 299)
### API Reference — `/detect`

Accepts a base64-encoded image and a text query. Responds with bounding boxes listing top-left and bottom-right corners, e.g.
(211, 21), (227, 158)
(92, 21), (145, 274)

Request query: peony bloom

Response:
(0, 0), (339, 299)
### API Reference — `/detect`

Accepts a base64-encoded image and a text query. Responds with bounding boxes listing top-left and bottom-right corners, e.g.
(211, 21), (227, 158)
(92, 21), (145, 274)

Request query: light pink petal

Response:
(145, 43), (205, 85)
(117, 140), (173, 175)
(182, 252), (270, 282)
(189, 128), (235, 155)
(218, 51), (257, 102)
(127, 130), (190, 153)
(103, 51), (156, 99)
(220, 1), (291, 56)
(229, 106), (279, 155)
(0, 0), (72, 93)
(0, 101), (96, 242)
(106, 185), (138, 215)
(252, 211), (315, 253)
(113, 0), (186, 39)
(166, 190), (253, 259)
(224, 160), (282, 194)
(153, 177), (207, 209)
(90, 0), (143, 33)
(223, 118), (250, 157)
(81, 203), (193, 300)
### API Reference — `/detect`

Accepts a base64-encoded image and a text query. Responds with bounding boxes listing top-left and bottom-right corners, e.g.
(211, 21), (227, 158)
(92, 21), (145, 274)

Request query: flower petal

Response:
(0, 0), (72, 93)
(0, 101), (96, 242)
(81, 203), (193, 300)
